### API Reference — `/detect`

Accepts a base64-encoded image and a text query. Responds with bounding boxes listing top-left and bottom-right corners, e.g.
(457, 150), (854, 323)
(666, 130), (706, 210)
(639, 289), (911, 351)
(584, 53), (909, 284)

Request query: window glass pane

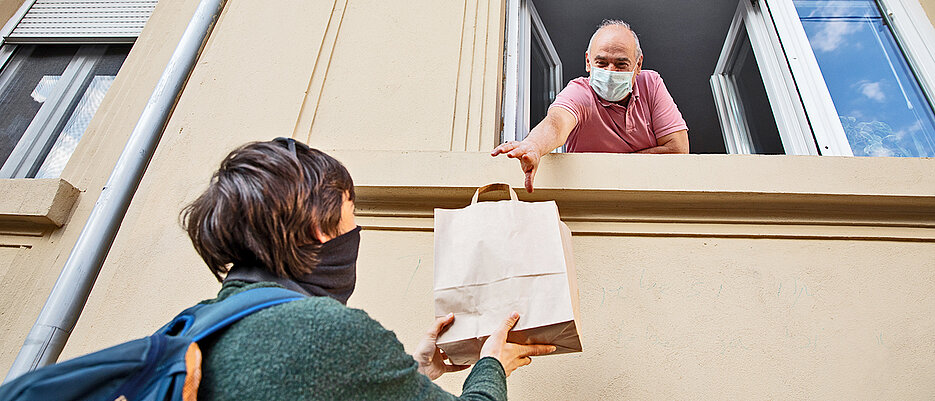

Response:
(0, 45), (79, 167)
(731, 27), (785, 154)
(34, 44), (130, 178)
(795, 0), (935, 157)
(33, 76), (115, 178)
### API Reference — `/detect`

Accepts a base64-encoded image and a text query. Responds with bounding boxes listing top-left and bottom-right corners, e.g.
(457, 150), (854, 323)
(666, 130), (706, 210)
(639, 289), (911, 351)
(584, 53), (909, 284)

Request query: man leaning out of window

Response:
(492, 19), (689, 192)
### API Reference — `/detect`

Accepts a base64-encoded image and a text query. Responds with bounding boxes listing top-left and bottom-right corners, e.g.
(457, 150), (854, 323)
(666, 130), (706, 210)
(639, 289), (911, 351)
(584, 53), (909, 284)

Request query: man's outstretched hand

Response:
(490, 141), (541, 193)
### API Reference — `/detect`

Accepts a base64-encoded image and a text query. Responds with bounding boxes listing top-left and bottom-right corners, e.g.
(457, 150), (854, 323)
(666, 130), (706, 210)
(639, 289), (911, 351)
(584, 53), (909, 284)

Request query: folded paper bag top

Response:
(433, 183), (582, 365)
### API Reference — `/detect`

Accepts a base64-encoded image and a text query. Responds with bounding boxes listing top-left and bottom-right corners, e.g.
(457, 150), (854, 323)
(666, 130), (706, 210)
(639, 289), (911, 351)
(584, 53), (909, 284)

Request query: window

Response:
(712, 0), (935, 157)
(0, 0), (157, 179)
(501, 0), (563, 144)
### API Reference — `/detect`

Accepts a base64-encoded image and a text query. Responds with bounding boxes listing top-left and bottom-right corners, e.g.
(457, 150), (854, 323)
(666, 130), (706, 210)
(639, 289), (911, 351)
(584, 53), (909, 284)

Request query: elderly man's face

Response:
(585, 26), (643, 74)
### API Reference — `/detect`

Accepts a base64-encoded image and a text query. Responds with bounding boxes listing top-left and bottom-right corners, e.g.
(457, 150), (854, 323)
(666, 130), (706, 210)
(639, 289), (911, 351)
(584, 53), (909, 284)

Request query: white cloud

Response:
(867, 145), (895, 157)
(894, 120), (923, 139)
(809, 21), (860, 53)
(859, 81), (886, 102)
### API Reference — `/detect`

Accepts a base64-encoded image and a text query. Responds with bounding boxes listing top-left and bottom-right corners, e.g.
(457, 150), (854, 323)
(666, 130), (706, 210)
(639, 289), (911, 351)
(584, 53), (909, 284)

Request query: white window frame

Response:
(877, 0), (935, 106)
(501, 0), (563, 144)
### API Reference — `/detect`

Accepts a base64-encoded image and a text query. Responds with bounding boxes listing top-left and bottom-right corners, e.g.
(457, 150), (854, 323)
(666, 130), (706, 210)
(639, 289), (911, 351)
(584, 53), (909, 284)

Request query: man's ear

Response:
(635, 55), (643, 76)
(584, 51), (591, 73)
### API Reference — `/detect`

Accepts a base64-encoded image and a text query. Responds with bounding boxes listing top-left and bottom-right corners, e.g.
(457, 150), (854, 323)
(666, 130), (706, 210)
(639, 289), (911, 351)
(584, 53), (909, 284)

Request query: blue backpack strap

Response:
(161, 287), (306, 341)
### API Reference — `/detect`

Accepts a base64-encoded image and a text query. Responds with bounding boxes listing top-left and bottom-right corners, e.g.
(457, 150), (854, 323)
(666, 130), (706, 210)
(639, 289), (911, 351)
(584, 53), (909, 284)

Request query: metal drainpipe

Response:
(3, 0), (228, 383)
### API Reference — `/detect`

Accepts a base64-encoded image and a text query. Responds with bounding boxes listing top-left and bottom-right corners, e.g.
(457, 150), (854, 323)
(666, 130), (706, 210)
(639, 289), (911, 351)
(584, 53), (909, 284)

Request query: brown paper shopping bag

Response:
(433, 183), (582, 365)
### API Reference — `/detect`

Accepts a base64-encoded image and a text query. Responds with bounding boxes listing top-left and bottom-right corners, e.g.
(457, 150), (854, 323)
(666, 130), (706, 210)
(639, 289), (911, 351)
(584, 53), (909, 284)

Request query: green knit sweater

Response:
(197, 281), (507, 401)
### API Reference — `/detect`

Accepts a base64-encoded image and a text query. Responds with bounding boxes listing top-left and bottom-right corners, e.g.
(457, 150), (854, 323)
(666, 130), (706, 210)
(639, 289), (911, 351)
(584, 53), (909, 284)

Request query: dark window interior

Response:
(534, 0), (741, 153)
(529, 36), (551, 132)
(734, 28), (785, 154)
(0, 45), (79, 166)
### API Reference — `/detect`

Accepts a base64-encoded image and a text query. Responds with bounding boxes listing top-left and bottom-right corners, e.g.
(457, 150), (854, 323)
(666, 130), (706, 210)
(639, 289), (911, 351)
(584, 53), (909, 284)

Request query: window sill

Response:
(329, 150), (935, 241)
(0, 178), (80, 230)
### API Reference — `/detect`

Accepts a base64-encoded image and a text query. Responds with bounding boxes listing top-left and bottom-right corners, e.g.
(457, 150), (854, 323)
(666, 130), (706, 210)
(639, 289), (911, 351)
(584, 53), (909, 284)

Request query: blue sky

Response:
(795, 0), (935, 157)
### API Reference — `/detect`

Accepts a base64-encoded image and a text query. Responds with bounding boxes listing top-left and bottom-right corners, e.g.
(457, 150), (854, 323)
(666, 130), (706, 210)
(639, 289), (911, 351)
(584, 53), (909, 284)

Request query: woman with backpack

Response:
(181, 138), (555, 400)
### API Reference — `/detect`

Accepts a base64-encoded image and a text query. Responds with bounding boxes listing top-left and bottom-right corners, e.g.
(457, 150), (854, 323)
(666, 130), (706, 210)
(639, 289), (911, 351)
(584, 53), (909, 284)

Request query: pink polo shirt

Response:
(550, 70), (688, 153)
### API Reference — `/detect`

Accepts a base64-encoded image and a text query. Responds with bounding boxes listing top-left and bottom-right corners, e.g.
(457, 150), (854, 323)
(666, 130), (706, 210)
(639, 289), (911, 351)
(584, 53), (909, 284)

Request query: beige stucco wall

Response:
(0, 0), (21, 30)
(922, 0), (935, 26)
(1, 0), (935, 399)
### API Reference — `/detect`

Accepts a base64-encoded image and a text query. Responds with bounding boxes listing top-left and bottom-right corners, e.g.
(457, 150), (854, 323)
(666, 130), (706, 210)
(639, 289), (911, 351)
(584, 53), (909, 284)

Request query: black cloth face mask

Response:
(224, 226), (361, 304)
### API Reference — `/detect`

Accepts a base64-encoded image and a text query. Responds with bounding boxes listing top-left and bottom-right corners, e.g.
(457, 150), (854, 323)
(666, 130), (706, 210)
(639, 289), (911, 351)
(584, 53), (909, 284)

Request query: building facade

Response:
(0, 0), (934, 398)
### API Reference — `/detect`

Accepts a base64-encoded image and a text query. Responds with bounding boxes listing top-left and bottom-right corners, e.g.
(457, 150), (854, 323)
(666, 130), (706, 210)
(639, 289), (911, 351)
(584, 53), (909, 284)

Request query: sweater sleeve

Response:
(458, 357), (507, 400)
(337, 307), (508, 401)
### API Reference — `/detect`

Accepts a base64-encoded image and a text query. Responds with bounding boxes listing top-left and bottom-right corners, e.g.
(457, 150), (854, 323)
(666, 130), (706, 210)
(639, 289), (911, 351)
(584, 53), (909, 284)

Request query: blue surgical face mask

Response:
(589, 67), (634, 102)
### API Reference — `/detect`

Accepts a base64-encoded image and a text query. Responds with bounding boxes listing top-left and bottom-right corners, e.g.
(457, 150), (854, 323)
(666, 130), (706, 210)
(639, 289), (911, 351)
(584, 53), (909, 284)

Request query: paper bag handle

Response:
(471, 183), (519, 204)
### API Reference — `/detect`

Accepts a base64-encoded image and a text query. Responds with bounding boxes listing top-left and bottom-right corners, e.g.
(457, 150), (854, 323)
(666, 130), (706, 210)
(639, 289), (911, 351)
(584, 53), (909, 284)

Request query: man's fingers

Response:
(520, 154), (538, 193)
(506, 148), (524, 158)
(517, 344), (557, 357)
(524, 167), (537, 193)
(491, 142), (518, 156)
(523, 161), (537, 193)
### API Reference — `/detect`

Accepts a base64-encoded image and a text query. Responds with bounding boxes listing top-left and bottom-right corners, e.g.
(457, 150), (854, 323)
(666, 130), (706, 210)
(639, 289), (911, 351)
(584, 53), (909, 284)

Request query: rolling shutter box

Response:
(5, 0), (158, 44)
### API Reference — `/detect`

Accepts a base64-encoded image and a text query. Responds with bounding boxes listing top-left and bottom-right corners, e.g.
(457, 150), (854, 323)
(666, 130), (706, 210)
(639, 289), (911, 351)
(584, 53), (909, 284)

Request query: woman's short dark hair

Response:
(181, 139), (355, 282)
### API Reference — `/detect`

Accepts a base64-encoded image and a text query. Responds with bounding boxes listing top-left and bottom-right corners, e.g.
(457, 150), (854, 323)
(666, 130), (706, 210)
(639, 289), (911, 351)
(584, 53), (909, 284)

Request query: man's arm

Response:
(520, 107), (578, 155)
(490, 107), (577, 192)
(636, 130), (689, 154)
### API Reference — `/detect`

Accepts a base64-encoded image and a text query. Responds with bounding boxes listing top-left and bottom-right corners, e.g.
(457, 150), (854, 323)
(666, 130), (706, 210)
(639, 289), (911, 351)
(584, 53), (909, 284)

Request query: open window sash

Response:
(712, 0), (850, 155)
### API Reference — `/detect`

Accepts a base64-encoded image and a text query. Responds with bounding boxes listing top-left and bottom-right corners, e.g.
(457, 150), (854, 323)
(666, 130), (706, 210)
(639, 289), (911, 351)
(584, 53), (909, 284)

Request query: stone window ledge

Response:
(0, 179), (80, 230)
(328, 151), (935, 241)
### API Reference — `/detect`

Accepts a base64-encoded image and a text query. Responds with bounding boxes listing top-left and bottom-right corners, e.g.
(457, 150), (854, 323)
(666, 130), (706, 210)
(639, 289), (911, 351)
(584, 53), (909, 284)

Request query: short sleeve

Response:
(549, 79), (591, 126)
(648, 73), (688, 138)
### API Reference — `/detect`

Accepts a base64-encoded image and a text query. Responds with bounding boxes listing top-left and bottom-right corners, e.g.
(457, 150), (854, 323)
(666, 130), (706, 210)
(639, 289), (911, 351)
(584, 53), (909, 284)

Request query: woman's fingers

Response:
(428, 313), (455, 338)
(445, 364), (471, 373)
(494, 312), (521, 338)
(516, 344), (557, 358)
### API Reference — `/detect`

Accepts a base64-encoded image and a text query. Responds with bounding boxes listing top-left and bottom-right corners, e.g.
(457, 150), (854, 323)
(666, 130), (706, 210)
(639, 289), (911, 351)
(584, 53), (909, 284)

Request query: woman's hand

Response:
(479, 312), (557, 377)
(415, 313), (470, 380)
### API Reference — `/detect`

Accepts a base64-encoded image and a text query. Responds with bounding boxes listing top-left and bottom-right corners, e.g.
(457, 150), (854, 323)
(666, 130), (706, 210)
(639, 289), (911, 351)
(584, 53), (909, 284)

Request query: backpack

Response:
(0, 287), (305, 401)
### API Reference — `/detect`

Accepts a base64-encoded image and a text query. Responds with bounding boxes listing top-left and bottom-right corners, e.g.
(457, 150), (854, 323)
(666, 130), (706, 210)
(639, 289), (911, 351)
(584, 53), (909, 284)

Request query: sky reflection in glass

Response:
(795, 0), (935, 157)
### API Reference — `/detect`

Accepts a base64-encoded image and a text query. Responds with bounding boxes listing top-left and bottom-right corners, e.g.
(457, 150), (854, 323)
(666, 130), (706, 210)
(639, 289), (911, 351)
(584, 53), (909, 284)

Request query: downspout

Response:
(3, 0), (228, 383)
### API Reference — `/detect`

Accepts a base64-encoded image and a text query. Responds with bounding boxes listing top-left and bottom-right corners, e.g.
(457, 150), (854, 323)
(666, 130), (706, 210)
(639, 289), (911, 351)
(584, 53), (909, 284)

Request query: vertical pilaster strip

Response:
(292, 0), (348, 142)
(449, 0), (478, 151)
(479, 0), (507, 152)
(463, 0), (488, 152)
(452, 0), (507, 152)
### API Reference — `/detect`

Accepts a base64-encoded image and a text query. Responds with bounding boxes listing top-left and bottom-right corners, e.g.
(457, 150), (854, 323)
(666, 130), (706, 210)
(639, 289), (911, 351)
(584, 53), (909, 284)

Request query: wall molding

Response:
(328, 150), (935, 241)
(354, 185), (935, 241)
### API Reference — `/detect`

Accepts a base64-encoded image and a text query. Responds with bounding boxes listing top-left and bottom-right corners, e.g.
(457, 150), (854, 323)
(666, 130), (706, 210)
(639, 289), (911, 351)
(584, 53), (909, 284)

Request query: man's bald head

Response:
(587, 20), (642, 59)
